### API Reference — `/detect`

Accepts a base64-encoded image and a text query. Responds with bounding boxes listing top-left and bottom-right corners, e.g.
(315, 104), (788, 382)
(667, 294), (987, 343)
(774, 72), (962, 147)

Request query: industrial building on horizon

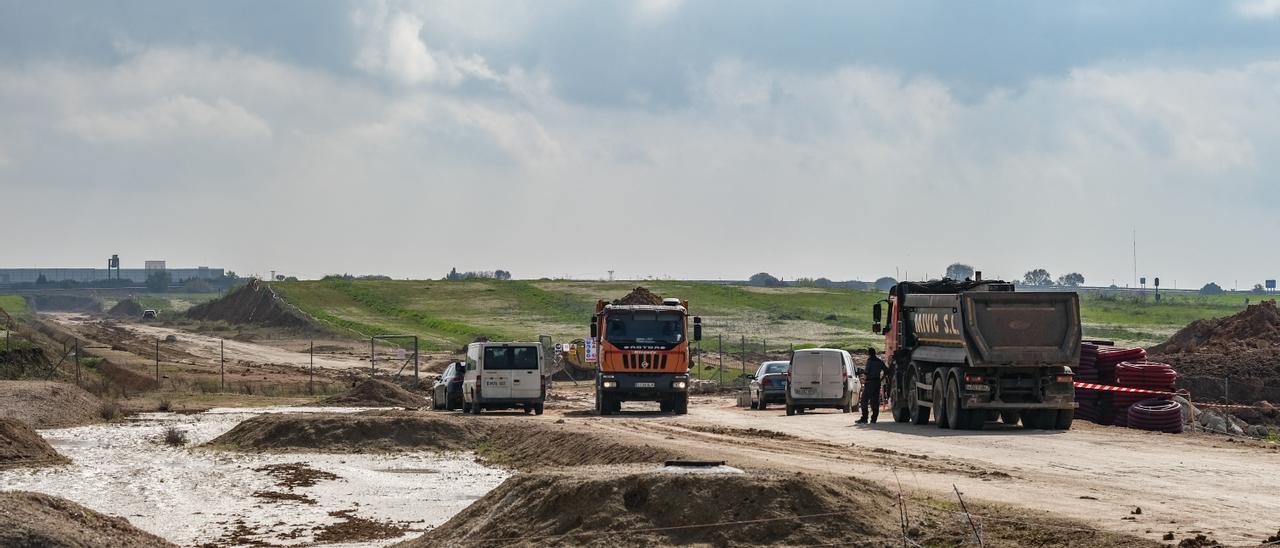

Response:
(0, 256), (225, 286)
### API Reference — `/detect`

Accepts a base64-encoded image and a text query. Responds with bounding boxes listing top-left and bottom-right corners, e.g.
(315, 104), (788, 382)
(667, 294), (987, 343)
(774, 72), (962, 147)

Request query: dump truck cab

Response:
(592, 297), (701, 415)
(873, 277), (1080, 430)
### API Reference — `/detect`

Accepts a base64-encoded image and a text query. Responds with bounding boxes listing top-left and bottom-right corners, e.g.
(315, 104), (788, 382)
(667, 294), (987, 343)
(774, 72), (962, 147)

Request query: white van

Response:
(785, 348), (859, 416)
(462, 342), (546, 415)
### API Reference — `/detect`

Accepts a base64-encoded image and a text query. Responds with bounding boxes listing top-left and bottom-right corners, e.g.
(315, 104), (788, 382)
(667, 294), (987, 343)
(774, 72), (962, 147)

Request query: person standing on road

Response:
(857, 348), (887, 424)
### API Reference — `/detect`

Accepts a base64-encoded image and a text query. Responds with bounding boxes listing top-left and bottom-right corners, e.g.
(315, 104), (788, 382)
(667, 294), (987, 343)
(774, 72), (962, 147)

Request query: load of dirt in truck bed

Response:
(0, 381), (104, 429)
(107, 298), (144, 318)
(399, 470), (1153, 548)
(185, 279), (315, 329)
(317, 379), (430, 408)
(0, 490), (175, 548)
(0, 418), (68, 469)
(1150, 300), (1280, 354)
(612, 286), (664, 306)
(206, 411), (681, 469)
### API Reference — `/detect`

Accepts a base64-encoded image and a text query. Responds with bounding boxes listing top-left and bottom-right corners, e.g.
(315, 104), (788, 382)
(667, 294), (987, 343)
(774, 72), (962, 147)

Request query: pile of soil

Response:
(399, 470), (1152, 548)
(107, 298), (144, 318)
(28, 294), (102, 313)
(1150, 300), (1280, 354)
(206, 412), (682, 469)
(318, 379), (430, 408)
(612, 287), (664, 306)
(205, 412), (485, 453)
(0, 381), (104, 428)
(185, 279), (314, 329)
(0, 491), (174, 547)
(0, 418), (68, 469)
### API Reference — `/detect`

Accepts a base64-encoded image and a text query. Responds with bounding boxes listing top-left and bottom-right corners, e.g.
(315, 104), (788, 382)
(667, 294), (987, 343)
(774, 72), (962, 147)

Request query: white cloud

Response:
(635, 0), (684, 21)
(1235, 0), (1280, 18)
(352, 3), (498, 86)
(61, 95), (272, 143)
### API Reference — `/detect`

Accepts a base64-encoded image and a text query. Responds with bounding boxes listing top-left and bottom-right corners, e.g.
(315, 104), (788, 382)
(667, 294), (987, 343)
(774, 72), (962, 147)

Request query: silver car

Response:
(749, 360), (790, 410)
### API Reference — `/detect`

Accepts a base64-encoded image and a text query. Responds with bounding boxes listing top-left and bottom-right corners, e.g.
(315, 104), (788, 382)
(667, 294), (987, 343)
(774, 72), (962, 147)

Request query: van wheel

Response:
(534, 402), (544, 416)
(933, 375), (949, 429)
(841, 393), (852, 413)
(462, 401), (471, 413)
(471, 402), (482, 415)
(786, 404), (795, 416)
(523, 405), (532, 415)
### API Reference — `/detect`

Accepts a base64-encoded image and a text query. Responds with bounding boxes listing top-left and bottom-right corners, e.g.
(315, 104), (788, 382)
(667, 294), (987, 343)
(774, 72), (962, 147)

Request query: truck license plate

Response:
(635, 382), (655, 388)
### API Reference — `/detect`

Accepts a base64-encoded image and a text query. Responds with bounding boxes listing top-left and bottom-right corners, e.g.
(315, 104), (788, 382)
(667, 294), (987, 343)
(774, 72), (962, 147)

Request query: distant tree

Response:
(35, 274), (48, 285)
(1023, 269), (1053, 286)
(224, 271), (238, 279)
(284, 276), (298, 282)
(146, 270), (172, 292)
(813, 277), (833, 288)
(748, 272), (783, 287)
(1199, 282), (1224, 295)
(874, 276), (898, 291)
(182, 278), (214, 293)
(495, 270), (512, 281)
(446, 267), (460, 281)
(945, 263), (975, 281)
(1253, 283), (1267, 295)
(274, 274), (286, 281)
(1056, 272), (1085, 287)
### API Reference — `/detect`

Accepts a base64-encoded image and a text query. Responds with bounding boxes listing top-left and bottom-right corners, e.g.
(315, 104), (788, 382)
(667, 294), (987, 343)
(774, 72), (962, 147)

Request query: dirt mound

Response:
(612, 286), (664, 306)
(318, 379), (430, 408)
(206, 412), (681, 469)
(0, 490), (174, 547)
(0, 381), (104, 429)
(185, 279), (314, 329)
(400, 470), (1151, 548)
(0, 418), (68, 469)
(107, 298), (144, 318)
(1151, 300), (1280, 354)
(206, 412), (486, 453)
(28, 294), (102, 313)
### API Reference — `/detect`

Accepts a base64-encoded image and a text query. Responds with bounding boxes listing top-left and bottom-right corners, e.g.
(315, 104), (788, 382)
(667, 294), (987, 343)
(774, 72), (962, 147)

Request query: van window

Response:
(483, 346), (540, 370)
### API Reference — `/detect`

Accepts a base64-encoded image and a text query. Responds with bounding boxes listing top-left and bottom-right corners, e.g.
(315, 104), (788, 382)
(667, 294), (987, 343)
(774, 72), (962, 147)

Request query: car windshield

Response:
(483, 346), (539, 370)
(605, 310), (684, 345)
(762, 362), (789, 375)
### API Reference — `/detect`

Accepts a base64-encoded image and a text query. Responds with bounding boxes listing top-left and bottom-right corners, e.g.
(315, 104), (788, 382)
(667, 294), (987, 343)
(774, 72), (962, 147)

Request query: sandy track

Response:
(538, 389), (1279, 546)
(44, 313), (374, 372)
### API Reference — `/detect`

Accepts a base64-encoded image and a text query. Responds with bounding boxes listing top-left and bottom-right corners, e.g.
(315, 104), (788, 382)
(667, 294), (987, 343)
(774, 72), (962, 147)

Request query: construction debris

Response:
(1150, 300), (1280, 354)
(612, 286), (664, 306)
(0, 418), (69, 470)
(317, 378), (429, 408)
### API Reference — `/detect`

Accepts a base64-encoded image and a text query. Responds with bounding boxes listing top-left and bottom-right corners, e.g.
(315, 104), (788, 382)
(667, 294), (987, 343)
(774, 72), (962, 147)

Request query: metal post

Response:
(414, 336), (419, 384)
(220, 339), (225, 392)
(1224, 377), (1230, 404)
(763, 338), (768, 358)
(155, 339), (160, 385)
(74, 339), (80, 386)
(718, 334), (723, 386)
(370, 338), (375, 376)
(310, 340), (315, 390)
(741, 335), (746, 376)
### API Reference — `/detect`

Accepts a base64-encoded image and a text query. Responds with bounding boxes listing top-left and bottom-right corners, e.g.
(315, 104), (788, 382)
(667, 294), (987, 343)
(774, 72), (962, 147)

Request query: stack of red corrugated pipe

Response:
(1115, 361), (1182, 433)
(1074, 343), (1102, 422)
(1093, 346), (1145, 425)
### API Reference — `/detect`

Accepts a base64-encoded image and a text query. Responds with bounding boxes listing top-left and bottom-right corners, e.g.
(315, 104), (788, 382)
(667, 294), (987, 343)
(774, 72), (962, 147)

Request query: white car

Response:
(785, 348), (859, 416)
(462, 342), (545, 415)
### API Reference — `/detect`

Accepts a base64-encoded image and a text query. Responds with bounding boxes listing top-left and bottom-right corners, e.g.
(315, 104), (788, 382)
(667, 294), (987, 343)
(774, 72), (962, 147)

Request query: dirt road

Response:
(538, 386), (1279, 546)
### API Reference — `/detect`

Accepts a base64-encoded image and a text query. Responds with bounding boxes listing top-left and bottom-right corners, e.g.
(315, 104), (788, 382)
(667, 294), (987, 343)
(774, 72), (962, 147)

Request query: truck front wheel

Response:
(674, 393), (689, 415)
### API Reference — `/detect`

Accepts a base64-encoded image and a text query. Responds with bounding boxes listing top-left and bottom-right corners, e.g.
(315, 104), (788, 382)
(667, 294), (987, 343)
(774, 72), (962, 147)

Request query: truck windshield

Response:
(483, 346), (540, 370)
(605, 311), (684, 346)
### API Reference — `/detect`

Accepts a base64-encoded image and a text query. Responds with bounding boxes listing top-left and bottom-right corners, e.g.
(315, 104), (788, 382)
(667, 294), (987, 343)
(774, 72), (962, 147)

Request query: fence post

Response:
(741, 335), (746, 375)
(310, 340), (315, 391)
(1224, 377), (1230, 404)
(370, 338), (375, 376)
(220, 339), (225, 392)
(74, 339), (80, 387)
(718, 334), (723, 386)
(763, 339), (768, 358)
(414, 336), (419, 385)
(155, 339), (160, 385)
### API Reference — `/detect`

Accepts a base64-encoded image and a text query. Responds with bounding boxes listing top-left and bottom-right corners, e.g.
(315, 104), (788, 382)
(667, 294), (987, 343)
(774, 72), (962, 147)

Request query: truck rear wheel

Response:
(907, 366), (929, 425)
(947, 376), (982, 430)
(1054, 409), (1074, 430)
(934, 375), (949, 429)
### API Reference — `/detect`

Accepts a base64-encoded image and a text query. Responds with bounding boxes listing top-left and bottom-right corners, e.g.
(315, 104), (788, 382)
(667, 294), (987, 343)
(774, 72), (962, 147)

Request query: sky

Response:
(1, 1), (1279, 288)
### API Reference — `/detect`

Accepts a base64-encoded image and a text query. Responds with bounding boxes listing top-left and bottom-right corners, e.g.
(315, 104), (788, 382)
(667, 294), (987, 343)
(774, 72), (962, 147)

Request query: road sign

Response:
(1267, 280), (1277, 290)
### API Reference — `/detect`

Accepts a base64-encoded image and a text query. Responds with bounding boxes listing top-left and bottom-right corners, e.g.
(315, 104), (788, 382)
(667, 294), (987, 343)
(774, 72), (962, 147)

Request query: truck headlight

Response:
(602, 381), (618, 389)
(672, 380), (687, 390)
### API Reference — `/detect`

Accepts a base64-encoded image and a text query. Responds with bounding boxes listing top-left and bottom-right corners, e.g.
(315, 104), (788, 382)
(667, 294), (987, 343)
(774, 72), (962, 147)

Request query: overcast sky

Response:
(2, 1), (1279, 288)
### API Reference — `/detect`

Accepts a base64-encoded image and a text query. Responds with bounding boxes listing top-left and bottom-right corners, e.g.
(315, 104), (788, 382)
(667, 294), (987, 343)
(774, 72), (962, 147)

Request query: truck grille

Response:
(623, 353), (668, 370)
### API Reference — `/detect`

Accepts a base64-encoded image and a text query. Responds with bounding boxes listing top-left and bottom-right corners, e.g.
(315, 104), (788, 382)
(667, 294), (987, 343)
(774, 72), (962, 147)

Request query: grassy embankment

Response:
(0, 295), (32, 351)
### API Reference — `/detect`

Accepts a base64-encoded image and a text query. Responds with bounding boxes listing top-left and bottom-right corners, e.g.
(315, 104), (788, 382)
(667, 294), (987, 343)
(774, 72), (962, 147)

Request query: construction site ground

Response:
(7, 311), (1279, 546)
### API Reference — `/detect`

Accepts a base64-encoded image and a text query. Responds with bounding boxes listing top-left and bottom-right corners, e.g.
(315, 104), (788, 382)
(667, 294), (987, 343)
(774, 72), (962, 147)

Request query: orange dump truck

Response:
(590, 293), (702, 415)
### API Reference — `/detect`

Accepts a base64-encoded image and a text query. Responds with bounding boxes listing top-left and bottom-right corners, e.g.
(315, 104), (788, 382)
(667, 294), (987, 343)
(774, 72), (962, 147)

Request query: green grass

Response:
(0, 295), (31, 322)
(266, 280), (1265, 352)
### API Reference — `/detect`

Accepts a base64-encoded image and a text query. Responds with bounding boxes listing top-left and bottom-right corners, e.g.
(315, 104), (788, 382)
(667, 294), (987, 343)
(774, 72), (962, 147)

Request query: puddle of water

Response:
(0, 408), (510, 547)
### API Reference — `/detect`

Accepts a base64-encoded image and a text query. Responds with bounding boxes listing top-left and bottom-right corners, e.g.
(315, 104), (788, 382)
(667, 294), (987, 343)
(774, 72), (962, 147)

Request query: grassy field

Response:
(0, 295), (31, 322)
(271, 280), (1261, 352)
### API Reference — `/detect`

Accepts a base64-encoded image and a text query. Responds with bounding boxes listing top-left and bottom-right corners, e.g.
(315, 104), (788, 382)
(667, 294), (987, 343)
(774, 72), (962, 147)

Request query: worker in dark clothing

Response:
(857, 348), (888, 424)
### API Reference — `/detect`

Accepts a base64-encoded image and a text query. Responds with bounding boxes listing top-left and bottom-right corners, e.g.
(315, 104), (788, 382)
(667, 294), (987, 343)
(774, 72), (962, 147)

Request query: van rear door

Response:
(481, 347), (513, 399)
(507, 345), (541, 399)
(816, 351), (845, 400)
(790, 351), (823, 399)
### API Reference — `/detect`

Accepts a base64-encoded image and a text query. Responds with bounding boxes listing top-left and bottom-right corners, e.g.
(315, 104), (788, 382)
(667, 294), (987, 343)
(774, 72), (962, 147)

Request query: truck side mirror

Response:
(872, 303), (882, 324)
(693, 316), (702, 341)
(589, 318), (598, 339)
